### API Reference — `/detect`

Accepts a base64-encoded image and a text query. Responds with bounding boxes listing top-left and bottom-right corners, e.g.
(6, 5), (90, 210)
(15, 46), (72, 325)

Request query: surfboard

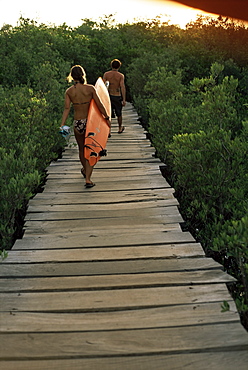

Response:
(84, 77), (111, 167)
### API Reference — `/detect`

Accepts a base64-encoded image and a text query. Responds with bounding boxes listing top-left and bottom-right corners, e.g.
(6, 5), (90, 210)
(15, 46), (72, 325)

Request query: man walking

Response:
(103, 59), (126, 134)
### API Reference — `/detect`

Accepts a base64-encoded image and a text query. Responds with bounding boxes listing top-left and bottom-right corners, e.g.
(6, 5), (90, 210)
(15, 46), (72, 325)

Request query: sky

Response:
(0, 0), (217, 29)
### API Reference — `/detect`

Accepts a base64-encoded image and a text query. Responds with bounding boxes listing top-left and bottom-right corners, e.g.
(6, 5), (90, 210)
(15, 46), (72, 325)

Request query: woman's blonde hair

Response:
(67, 65), (87, 84)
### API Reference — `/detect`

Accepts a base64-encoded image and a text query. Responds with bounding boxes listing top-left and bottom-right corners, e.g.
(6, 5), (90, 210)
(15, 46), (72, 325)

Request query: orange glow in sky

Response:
(0, 0), (219, 29)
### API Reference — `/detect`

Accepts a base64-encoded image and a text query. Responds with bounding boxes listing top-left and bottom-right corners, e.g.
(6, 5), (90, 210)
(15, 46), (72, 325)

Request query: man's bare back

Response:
(103, 59), (126, 133)
(103, 70), (124, 96)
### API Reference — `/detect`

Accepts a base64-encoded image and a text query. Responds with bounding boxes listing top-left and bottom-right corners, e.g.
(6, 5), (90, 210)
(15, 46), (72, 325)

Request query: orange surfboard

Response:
(84, 77), (111, 167)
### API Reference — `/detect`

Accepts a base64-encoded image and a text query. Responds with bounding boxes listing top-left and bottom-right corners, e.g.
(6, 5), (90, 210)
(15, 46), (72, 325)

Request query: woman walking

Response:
(61, 65), (110, 188)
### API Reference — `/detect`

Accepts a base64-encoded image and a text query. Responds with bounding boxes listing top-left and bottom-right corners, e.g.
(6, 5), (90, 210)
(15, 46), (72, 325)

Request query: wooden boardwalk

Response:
(0, 103), (248, 369)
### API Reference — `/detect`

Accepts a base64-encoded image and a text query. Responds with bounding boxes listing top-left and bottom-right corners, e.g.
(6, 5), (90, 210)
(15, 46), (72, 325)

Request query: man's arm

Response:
(102, 72), (110, 89)
(102, 72), (109, 83)
(120, 74), (126, 106)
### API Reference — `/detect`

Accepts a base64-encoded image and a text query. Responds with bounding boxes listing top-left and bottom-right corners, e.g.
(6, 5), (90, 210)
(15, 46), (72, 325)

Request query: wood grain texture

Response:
(0, 103), (247, 368)
(0, 301), (239, 332)
(2, 352), (248, 370)
(1, 324), (248, 359)
(0, 257), (222, 277)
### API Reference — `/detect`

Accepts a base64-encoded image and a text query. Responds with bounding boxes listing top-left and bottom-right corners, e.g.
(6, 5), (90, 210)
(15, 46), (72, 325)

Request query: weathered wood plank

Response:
(45, 173), (164, 185)
(23, 215), (182, 231)
(48, 166), (159, 178)
(24, 220), (182, 237)
(41, 178), (170, 193)
(59, 144), (155, 152)
(26, 199), (179, 213)
(59, 143), (155, 152)
(46, 162), (163, 172)
(0, 302), (239, 332)
(61, 150), (155, 159)
(47, 169), (160, 179)
(27, 198), (179, 211)
(23, 223), (181, 236)
(8, 243), (203, 259)
(49, 157), (161, 167)
(0, 270), (235, 293)
(24, 205), (182, 221)
(0, 258), (223, 277)
(28, 188), (176, 206)
(2, 352), (248, 370)
(0, 284), (232, 312)
(62, 152), (155, 161)
(12, 232), (195, 250)
(48, 158), (163, 168)
(0, 324), (247, 359)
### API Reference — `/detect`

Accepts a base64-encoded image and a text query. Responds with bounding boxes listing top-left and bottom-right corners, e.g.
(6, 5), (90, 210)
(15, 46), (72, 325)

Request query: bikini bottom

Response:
(73, 118), (87, 134)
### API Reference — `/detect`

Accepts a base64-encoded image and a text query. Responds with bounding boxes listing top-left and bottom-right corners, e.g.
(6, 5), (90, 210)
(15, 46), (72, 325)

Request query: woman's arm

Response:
(60, 92), (71, 127)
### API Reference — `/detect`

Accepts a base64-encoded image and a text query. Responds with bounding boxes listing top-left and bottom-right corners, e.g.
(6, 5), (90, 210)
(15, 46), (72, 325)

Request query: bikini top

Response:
(73, 101), (90, 105)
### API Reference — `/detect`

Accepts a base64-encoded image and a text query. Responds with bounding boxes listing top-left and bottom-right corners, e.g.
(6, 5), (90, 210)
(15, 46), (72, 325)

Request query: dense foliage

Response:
(0, 15), (247, 323)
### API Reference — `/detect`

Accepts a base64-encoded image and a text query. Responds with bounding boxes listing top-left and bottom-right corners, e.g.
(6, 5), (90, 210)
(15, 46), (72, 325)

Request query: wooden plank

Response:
(61, 144), (155, 152)
(26, 201), (179, 218)
(23, 216), (183, 231)
(12, 232), (195, 250)
(47, 168), (160, 179)
(24, 205), (182, 220)
(2, 352), (248, 370)
(48, 159), (161, 169)
(23, 223), (181, 236)
(0, 270), (235, 293)
(61, 146), (154, 156)
(51, 153), (160, 162)
(26, 199), (179, 213)
(0, 258), (223, 277)
(7, 243), (203, 260)
(47, 169), (160, 179)
(0, 284), (233, 311)
(28, 188), (176, 205)
(0, 302), (239, 332)
(41, 179), (170, 193)
(65, 155), (145, 164)
(62, 152), (155, 161)
(23, 221), (181, 234)
(12, 228), (194, 249)
(63, 144), (156, 152)
(45, 173), (164, 185)
(62, 146), (154, 154)
(0, 324), (247, 359)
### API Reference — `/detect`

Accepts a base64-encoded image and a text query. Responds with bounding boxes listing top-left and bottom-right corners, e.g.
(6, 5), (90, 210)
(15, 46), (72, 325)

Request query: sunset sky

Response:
(0, 0), (217, 29)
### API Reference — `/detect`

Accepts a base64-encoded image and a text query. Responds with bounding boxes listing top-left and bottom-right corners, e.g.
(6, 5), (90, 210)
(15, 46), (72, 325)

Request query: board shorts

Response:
(110, 95), (123, 118)
(73, 118), (87, 134)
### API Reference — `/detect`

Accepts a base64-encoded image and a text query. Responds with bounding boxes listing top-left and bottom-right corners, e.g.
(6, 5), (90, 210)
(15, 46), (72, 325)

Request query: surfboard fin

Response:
(99, 149), (107, 156)
(90, 151), (98, 157)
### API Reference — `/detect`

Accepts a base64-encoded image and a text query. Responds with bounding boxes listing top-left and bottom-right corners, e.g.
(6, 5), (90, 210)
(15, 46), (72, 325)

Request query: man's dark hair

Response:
(111, 59), (121, 69)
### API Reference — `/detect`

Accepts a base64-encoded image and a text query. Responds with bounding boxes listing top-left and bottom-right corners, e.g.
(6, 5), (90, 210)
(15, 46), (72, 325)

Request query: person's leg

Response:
(74, 128), (94, 184)
(117, 115), (124, 132)
(115, 97), (125, 133)
(84, 159), (94, 184)
(110, 95), (116, 119)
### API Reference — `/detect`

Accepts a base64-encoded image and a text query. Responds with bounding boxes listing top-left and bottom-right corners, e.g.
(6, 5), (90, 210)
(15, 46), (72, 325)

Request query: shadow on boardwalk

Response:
(0, 103), (248, 369)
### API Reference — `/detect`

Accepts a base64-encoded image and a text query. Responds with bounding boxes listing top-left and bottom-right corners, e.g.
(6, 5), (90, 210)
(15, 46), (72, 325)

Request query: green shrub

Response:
(0, 147), (40, 249)
(0, 86), (65, 249)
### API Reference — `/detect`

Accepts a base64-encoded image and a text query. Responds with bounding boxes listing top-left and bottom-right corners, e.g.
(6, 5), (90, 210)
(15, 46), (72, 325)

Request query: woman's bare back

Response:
(66, 83), (94, 120)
